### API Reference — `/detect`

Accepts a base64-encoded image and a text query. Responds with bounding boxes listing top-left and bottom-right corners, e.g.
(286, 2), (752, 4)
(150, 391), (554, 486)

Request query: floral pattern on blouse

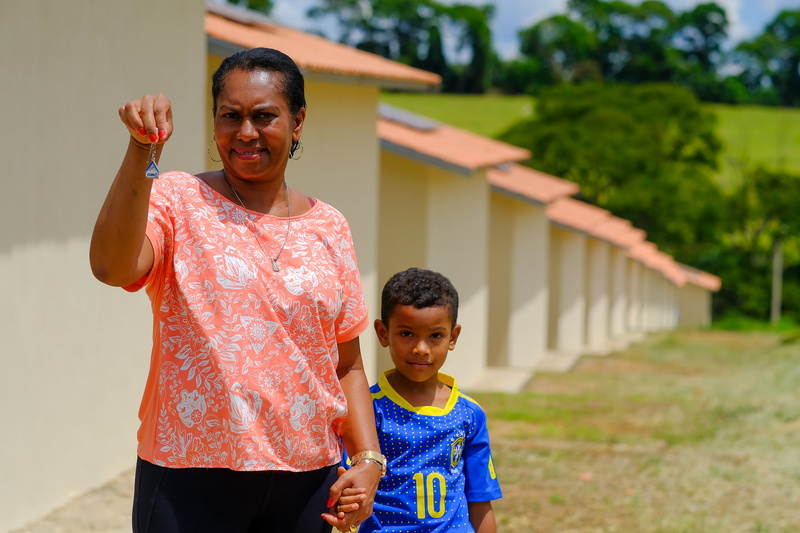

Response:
(128, 171), (368, 472)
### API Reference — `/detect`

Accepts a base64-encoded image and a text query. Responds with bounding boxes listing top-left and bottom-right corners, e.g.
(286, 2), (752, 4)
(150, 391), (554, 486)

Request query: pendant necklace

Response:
(223, 171), (291, 272)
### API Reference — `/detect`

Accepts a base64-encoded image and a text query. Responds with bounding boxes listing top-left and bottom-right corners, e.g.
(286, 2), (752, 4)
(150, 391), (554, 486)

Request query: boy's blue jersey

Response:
(357, 371), (502, 533)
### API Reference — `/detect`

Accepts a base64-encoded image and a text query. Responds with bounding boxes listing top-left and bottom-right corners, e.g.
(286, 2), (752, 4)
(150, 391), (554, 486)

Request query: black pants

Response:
(133, 457), (337, 533)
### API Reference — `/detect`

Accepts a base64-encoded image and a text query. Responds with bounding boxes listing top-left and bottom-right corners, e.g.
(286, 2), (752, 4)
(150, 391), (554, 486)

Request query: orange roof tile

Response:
(488, 163), (579, 204)
(546, 197), (611, 234)
(654, 252), (687, 287)
(206, 11), (441, 88)
(589, 216), (646, 249)
(678, 264), (722, 292)
(627, 243), (689, 286)
(378, 119), (530, 174)
(628, 241), (659, 264)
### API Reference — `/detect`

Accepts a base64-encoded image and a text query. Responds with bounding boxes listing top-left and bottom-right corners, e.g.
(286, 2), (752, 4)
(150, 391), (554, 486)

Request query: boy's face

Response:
(375, 305), (461, 386)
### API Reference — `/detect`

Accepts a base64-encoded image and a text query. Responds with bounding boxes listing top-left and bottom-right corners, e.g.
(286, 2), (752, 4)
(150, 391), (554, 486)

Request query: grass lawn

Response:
(708, 103), (800, 189)
(380, 92), (534, 138)
(467, 330), (800, 532)
(380, 92), (800, 190)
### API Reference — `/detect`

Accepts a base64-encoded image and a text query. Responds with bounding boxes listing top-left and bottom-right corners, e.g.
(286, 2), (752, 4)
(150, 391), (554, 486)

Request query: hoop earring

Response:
(290, 138), (304, 160)
(208, 137), (221, 163)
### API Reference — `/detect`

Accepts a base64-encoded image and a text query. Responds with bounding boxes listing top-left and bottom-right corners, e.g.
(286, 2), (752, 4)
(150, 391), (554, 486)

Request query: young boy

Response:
(342, 267), (502, 532)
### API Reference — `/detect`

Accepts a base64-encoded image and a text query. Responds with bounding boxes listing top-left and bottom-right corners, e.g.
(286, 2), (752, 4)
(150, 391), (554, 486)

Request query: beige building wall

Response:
(488, 194), (549, 369)
(608, 248), (629, 340)
(376, 152), (430, 374)
(627, 261), (644, 333)
(427, 168), (490, 387)
(548, 227), (587, 355)
(642, 270), (664, 332)
(585, 238), (610, 353)
(677, 284), (712, 328)
(0, 1), (207, 531)
(376, 156), (490, 386)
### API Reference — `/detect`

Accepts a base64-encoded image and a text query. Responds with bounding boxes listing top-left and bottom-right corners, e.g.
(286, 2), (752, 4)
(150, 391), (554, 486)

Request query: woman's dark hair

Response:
(212, 47), (305, 114)
(380, 268), (459, 329)
(212, 49), (306, 154)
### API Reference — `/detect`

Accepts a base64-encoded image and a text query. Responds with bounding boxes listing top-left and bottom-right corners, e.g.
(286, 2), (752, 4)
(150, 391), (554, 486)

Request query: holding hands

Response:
(323, 465), (381, 532)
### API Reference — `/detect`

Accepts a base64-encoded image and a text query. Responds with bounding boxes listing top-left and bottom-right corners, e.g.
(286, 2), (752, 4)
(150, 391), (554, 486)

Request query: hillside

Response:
(380, 92), (800, 189)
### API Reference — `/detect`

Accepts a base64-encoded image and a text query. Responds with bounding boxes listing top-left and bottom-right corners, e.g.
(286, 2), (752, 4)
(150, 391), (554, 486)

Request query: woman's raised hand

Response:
(119, 93), (173, 145)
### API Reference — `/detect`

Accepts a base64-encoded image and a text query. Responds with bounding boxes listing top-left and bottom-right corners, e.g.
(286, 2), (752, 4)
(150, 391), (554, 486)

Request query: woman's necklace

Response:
(223, 171), (291, 272)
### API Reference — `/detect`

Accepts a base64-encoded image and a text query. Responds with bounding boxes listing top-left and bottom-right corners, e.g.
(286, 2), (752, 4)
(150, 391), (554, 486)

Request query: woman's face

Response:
(214, 68), (305, 183)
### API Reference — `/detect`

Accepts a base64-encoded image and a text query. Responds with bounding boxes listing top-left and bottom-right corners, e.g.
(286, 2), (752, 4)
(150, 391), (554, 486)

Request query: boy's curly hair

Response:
(380, 268), (459, 329)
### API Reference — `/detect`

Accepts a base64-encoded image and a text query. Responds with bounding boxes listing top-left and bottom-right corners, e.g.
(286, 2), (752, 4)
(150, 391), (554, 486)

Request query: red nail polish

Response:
(327, 497), (334, 507)
(138, 128), (146, 135)
(159, 129), (166, 139)
(149, 133), (157, 142)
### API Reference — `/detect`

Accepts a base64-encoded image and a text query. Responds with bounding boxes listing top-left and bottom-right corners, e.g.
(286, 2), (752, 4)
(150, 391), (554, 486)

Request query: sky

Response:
(269, 0), (799, 60)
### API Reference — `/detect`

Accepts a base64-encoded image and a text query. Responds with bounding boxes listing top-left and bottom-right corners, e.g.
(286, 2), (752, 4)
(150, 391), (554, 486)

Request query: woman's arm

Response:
(322, 337), (382, 531)
(89, 94), (172, 287)
(469, 501), (496, 533)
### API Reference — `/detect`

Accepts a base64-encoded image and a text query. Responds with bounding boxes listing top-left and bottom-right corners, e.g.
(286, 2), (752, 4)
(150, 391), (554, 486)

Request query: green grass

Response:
(467, 330), (800, 532)
(708, 103), (800, 189)
(380, 92), (534, 138)
(711, 313), (800, 333)
(379, 91), (800, 190)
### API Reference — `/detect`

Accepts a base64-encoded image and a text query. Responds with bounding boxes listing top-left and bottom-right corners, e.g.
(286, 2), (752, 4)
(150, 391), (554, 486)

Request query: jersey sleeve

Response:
(462, 402), (503, 502)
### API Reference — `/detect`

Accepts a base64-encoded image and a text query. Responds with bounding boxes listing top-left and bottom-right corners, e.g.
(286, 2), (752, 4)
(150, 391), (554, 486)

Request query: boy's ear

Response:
(374, 319), (390, 348)
(448, 324), (462, 350)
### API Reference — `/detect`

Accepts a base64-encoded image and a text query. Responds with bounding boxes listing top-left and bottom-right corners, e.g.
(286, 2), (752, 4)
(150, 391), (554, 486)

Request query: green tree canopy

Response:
(227, 0), (273, 15)
(499, 82), (725, 259)
(735, 10), (800, 107)
(308, 0), (494, 92)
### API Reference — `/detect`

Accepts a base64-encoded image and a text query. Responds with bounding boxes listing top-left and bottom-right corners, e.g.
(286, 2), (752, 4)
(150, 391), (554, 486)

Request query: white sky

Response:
(269, 0), (797, 60)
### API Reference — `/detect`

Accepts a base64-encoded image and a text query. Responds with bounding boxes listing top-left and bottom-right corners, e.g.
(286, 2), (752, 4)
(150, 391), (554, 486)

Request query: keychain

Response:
(145, 142), (159, 179)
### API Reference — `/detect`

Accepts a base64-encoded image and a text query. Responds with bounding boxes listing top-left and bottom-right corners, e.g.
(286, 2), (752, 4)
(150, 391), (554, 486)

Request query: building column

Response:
(427, 170), (490, 387)
(548, 227), (587, 356)
(585, 238), (610, 354)
(608, 247), (628, 342)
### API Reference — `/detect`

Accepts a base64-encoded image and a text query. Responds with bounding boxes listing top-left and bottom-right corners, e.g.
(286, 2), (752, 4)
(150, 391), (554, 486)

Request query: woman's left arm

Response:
(322, 337), (382, 530)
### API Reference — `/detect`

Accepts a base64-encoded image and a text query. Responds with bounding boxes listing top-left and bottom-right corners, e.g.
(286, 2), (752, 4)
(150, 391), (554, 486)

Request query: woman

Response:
(90, 47), (382, 533)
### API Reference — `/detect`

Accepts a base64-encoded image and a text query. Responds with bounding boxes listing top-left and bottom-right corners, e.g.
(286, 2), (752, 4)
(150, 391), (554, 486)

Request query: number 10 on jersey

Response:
(413, 472), (447, 519)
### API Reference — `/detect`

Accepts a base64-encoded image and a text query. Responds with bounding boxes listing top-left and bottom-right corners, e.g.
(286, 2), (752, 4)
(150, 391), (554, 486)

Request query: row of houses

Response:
(0, 1), (720, 531)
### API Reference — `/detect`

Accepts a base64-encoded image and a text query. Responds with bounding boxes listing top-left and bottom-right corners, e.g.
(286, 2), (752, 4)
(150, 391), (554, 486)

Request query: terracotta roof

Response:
(628, 241), (659, 264)
(546, 197), (610, 234)
(626, 243), (687, 286)
(589, 216), (646, 249)
(655, 252), (687, 287)
(678, 264), (722, 292)
(488, 164), (580, 205)
(206, 10), (441, 88)
(378, 108), (530, 174)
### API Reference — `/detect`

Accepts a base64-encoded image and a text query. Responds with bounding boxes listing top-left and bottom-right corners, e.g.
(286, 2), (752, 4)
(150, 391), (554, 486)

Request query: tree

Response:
(498, 82), (725, 258)
(518, 14), (597, 83)
(228, 0), (273, 15)
(673, 3), (728, 72)
(446, 4), (495, 93)
(734, 10), (800, 107)
(714, 167), (800, 319)
(308, 0), (443, 64)
(307, 0), (494, 93)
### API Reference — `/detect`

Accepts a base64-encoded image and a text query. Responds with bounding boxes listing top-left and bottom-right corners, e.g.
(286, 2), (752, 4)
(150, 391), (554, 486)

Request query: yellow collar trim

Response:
(377, 370), (460, 416)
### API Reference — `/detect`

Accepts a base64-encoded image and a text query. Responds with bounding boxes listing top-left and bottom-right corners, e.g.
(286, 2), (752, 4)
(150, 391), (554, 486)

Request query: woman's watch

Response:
(351, 450), (387, 477)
